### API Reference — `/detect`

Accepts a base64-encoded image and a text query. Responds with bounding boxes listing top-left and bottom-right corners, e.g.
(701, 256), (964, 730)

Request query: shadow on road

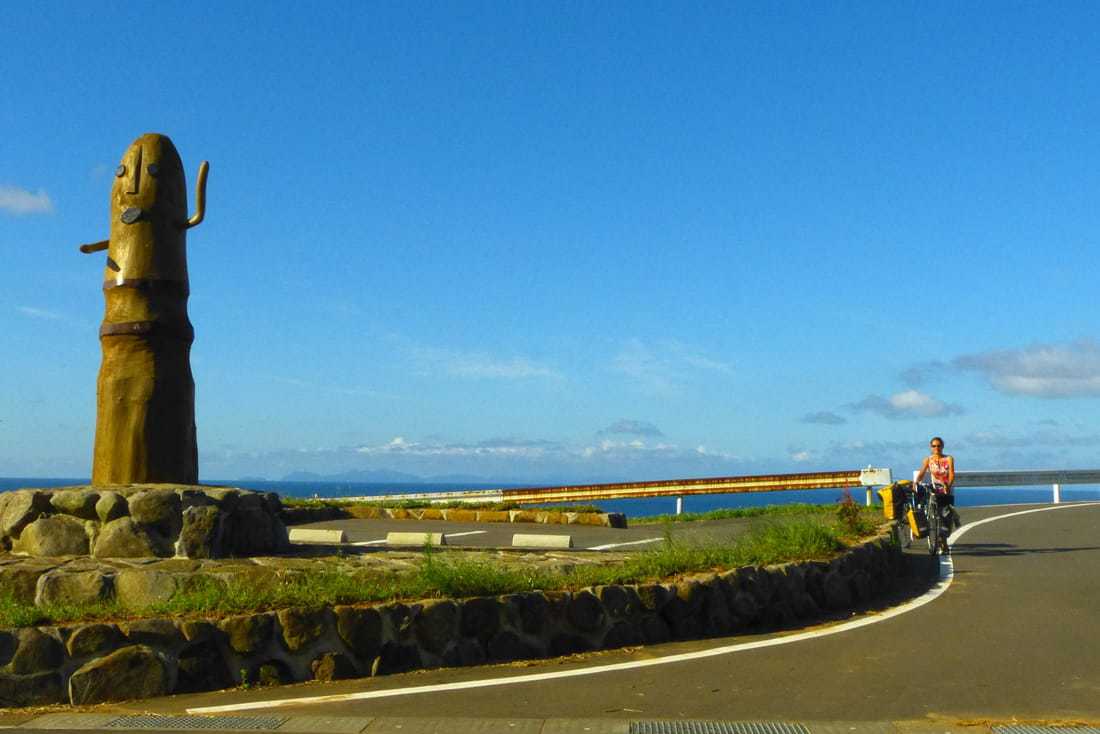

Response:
(952, 542), (1100, 557)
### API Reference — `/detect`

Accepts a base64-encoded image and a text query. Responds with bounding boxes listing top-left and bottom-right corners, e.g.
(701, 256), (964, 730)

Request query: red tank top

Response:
(929, 455), (951, 485)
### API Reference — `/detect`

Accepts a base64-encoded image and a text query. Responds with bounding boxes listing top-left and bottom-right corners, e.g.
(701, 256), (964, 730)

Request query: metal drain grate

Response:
(631, 722), (810, 734)
(104, 715), (290, 731)
(995, 728), (1100, 734)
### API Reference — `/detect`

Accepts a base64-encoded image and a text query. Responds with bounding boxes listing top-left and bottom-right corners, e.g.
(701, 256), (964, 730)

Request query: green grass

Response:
(633, 501), (880, 525)
(0, 508), (884, 628)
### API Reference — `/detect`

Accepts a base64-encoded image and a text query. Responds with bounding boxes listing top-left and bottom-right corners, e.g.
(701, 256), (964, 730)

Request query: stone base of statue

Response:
(0, 486), (288, 559)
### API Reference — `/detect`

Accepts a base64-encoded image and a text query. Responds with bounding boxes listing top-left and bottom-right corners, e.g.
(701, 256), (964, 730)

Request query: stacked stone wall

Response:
(0, 487), (288, 560)
(0, 533), (905, 708)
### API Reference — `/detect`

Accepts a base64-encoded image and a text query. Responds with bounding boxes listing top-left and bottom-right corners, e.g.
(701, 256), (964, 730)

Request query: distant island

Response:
(275, 469), (525, 485)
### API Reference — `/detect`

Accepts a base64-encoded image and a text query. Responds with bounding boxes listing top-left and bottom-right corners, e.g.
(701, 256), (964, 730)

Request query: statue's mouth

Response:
(120, 206), (142, 224)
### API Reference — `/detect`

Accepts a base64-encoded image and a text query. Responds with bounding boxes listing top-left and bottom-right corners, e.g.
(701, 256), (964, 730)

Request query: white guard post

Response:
(1053, 483), (1061, 504)
(859, 466), (893, 506)
(675, 496), (683, 515)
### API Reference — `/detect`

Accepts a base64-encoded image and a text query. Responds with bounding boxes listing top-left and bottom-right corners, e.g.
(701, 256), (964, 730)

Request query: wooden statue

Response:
(80, 133), (209, 484)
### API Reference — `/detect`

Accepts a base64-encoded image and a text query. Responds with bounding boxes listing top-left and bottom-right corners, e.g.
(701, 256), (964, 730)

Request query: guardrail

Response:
(335, 467), (894, 515)
(915, 469), (1100, 503)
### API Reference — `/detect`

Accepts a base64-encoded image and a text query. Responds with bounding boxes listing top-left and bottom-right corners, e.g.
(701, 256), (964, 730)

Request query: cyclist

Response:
(914, 436), (961, 531)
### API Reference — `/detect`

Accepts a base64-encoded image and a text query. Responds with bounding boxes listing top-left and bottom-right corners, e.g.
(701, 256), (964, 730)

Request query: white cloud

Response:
(269, 375), (395, 398)
(408, 345), (561, 380)
(801, 411), (847, 425)
(17, 306), (64, 321)
(953, 339), (1100, 398)
(356, 436), (560, 458)
(848, 389), (964, 419)
(612, 338), (733, 393)
(0, 185), (54, 215)
(598, 419), (664, 437)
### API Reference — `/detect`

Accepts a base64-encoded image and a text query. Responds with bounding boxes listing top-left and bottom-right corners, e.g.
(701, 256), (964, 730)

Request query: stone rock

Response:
(850, 570), (873, 602)
(277, 606), (329, 652)
(549, 633), (593, 656)
(792, 591), (820, 619)
(442, 637), (486, 668)
(486, 630), (545, 662)
(66, 624), (121, 658)
(699, 583), (736, 636)
(179, 505), (222, 558)
(334, 606), (383, 661)
(68, 645), (176, 705)
(114, 569), (179, 608)
(634, 583), (671, 612)
(823, 571), (852, 610)
(219, 613), (274, 654)
(415, 600), (458, 655)
(596, 584), (637, 619)
(602, 621), (643, 649)
(14, 515), (90, 557)
(506, 592), (550, 635)
(220, 494), (289, 556)
(459, 597), (500, 643)
(10, 628), (64, 674)
(177, 640), (233, 693)
(50, 490), (100, 520)
(0, 563), (51, 603)
(311, 652), (357, 681)
(567, 590), (606, 633)
(94, 517), (172, 558)
(640, 615), (672, 644)
(251, 660), (292, 687)
(731, 591), (761, 624)
(0, 490), (50, 538)
(120, 619), (185, 649)
(0, 671), (64, 707)
(0, 630), (14, 666)
(35, 570), (114, 607)
(95, 491), (128, 523)
(129, 490), (183, 538)
(370, 642), (421, 676)
(180, 620), (219, 643)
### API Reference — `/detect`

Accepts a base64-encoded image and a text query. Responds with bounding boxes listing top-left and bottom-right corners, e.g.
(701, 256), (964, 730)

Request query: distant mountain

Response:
(280, 469), (426, 483)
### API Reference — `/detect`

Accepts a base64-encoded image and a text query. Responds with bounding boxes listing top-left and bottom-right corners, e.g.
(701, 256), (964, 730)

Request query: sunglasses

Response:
(930, 444), (943, 449)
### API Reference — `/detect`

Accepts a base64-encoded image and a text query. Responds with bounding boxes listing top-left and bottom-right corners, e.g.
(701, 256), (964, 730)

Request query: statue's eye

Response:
(147, 163), (160, 177)
(115, 165), (126, 177)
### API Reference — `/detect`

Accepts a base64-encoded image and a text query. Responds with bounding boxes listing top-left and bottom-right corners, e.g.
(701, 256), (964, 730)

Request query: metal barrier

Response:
(335, 467), (893, 515)
(915, 469), (1100, 503)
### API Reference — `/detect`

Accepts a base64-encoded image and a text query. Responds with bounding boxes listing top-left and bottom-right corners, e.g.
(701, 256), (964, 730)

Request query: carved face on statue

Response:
(106, 134), (191, 285)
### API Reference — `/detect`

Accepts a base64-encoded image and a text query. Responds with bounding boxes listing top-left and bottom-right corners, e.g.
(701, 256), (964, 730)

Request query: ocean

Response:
(2, 477), (1098, 517)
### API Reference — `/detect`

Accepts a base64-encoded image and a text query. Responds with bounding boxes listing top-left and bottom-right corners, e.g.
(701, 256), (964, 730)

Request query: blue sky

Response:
(3, 2), (1100, 482)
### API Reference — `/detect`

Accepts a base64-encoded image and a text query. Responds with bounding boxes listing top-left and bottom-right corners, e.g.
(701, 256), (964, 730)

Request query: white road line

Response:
(187, 502), (1100, 715)
(587, 537), (663, 551)
(350, 539), (387, 546)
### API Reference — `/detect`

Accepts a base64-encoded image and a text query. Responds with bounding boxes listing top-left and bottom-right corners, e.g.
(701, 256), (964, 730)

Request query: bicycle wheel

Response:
(926, 498), (941, 556)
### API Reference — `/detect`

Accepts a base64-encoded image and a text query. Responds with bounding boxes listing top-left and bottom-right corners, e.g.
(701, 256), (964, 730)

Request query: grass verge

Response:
(0, 505), (884, 628)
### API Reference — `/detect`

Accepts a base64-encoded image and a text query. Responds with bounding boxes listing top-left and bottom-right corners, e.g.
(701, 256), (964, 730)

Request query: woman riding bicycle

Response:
(914, 436), (961, 530)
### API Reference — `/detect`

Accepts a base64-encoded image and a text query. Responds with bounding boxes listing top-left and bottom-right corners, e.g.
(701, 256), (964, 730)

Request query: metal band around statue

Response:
(79, 133), (209, 485)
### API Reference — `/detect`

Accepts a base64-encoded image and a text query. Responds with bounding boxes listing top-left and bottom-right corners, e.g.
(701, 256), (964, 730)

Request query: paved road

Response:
(104, 501), (1100, 723)
(293, 514), (760, 550)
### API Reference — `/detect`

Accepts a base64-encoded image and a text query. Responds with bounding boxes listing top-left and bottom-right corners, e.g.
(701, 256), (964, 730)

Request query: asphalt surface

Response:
(6, 502), (1099, 731)
(291, 515), (758, 550)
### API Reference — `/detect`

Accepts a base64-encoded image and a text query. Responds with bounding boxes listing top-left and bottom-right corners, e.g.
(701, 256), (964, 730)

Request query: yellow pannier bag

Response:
(878, 485), (897, 519)
(907, 507), (923, 538)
